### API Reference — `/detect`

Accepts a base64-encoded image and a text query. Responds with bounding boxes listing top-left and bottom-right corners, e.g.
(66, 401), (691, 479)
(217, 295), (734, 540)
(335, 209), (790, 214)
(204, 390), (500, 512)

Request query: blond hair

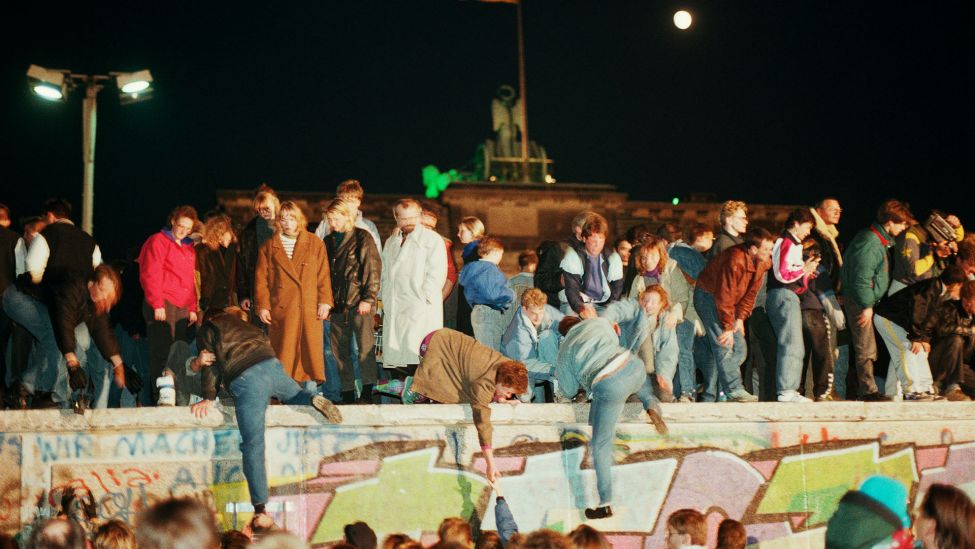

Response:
(459, 216), (486, 239)
(276, 201), (307, 234)
(253, 186), (280, 213)
(719, 200), (748, 225)
(521, 287), (548, 309)
(94, 520), (136, 549)
(325, 198), (358, 233)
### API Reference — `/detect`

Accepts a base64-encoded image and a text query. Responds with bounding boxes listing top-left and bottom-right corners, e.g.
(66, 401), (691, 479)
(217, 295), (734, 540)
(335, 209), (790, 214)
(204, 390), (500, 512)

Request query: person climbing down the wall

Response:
(374, 328), (528, 483)
(187, 306), (342, 518)
(555, 306), (669, 521)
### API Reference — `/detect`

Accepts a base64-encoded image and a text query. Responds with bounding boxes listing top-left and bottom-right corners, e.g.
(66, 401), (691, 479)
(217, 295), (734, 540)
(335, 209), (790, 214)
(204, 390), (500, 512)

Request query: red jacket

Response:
(138, 230), (198, 311)
(696, 244), (770, 331)
(445, 239), (459, 285)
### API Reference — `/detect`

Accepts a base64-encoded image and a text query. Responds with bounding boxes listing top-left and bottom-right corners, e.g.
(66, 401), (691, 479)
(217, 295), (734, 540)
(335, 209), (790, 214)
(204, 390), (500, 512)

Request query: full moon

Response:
(673, 10), (692, 30)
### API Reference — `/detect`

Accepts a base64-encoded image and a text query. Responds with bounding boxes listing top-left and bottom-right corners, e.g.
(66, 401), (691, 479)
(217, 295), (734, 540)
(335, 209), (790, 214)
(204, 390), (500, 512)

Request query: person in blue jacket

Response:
(602, 287), (679, 401)
(555, 291), (668, 520)
(500, 287), (564, 401)
(460, 236), (516, 351)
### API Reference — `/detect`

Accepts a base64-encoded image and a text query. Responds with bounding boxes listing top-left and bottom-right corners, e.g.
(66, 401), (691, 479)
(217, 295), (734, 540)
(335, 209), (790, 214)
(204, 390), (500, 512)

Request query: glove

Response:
(124, 364), (144, 395)
(819, 291), (847, 331)
(68, 366), (89, 391)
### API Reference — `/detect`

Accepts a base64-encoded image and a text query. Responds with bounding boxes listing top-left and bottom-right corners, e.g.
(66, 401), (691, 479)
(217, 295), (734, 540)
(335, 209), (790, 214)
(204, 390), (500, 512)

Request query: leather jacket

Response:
(325, 228), (381, 314)
(198, 312), (278, 399)
(934, 300), (975, 339)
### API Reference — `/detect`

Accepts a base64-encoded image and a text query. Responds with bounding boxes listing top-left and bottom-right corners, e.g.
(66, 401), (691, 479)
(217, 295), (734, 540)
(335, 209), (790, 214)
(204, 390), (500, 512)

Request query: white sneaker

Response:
(777, 391), (812, 403)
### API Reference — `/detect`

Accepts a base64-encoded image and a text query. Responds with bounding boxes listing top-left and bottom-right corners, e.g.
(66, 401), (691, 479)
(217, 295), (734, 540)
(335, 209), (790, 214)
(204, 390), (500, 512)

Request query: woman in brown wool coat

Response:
(254, 201), (333, 384)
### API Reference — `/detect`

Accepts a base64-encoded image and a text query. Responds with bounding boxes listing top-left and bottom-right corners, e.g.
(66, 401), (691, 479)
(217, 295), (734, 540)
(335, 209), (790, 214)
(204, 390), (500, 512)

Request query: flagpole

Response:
(516, 0), (530, 182)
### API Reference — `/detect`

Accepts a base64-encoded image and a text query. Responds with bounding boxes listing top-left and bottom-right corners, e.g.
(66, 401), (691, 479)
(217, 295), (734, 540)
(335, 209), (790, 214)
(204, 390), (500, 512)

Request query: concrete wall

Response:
(3, 402), (973, 547)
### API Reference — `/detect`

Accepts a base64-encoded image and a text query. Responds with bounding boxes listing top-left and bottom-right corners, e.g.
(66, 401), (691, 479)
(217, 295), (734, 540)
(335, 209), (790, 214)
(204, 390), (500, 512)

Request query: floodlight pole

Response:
(81, 78), (100, 235)
(516, 0), (530, 182)
(76, 74), (109, 236)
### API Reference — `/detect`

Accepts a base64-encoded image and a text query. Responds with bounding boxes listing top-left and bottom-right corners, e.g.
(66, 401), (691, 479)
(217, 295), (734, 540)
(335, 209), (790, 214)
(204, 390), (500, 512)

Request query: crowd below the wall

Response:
(4, 475), (974, 548)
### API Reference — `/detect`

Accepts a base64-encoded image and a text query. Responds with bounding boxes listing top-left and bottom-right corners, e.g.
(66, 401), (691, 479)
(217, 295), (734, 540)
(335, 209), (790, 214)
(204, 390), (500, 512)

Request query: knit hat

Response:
(343, 521), (377, 549)
(825, 476), (913, 549)
(859, 475), (910, 527)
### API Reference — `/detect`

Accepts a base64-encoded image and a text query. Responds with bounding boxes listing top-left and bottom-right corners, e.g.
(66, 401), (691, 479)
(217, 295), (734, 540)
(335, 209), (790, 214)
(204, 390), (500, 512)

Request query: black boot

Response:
(584, 505), (613, 519)
(341, 390), (357, 404)
(358, 385), (374, 404)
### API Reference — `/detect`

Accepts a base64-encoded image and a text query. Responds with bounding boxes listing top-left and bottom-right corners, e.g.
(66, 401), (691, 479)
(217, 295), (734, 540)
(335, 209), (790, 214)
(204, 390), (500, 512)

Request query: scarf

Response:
(810, 207), (842, 267)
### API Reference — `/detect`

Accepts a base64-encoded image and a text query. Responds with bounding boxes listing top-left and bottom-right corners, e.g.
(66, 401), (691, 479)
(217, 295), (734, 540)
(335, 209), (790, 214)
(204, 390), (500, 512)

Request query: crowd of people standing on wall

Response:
(4, 183), (975, 528)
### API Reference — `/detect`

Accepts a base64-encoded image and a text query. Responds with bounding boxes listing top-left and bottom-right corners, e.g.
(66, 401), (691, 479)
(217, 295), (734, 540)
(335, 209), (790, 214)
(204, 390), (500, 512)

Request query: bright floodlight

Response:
(674, 10), (693, 30)
(114, 69), (154, 104)
(33, 84), (64, 101)
(121, 80), (150, 94)
(27, 64), (68, 102)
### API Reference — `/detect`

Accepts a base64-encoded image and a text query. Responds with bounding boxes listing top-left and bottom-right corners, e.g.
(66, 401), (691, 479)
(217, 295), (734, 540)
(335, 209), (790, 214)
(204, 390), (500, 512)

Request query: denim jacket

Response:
(501, 304), (564, 377)
(601, 299), (678, 375)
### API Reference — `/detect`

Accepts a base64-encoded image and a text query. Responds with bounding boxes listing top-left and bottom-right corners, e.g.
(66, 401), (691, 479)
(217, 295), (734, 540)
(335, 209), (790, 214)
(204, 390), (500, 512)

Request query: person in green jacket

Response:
(838, 199), (912, 401)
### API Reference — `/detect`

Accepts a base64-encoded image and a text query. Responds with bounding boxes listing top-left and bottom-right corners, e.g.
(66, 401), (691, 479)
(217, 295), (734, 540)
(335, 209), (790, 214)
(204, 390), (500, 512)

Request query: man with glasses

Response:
(708, 200), (749, 260)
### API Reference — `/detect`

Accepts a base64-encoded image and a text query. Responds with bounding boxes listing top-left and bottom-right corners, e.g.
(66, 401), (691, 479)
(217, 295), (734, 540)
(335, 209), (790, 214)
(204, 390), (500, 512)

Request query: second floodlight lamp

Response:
(114, 69), (154, 104)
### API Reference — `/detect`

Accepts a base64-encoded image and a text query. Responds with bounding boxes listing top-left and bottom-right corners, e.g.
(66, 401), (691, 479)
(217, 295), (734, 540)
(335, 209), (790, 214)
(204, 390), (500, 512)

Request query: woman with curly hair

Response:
(196, 214), (238, 311)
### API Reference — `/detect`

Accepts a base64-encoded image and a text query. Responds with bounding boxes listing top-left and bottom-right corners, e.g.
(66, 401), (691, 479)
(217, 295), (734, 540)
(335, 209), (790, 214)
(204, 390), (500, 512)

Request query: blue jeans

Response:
(112, 325), (152, 407)
(321, 319), (341, 401)
(590, 355), (656, 506)
(673, 319), (696, 397)
(229, 358), (317, 506)
(74, 323), (112, 409)
(2, 286), (61, 397)
(692, 335), (716, 401)
(693, 289), (746, 397)
(471, 305), (504, 351)
(834, 344), (850, 398)
(766, 288), (804, 394)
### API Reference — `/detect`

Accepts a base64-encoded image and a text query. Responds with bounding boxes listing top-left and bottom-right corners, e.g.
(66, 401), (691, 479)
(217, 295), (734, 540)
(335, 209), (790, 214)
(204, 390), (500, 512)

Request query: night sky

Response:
(2, 1), (972, 258)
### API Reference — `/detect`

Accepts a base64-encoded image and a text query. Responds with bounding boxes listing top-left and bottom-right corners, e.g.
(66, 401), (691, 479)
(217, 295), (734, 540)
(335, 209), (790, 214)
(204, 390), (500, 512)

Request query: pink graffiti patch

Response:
(745, 523), (794, 541)
(604, 534), (643, 549)
(919, 444), (975, 492)
(318, 460), (381, 477)
(645, 452), (764, 549)
(472, 456), (525, 475)
(790, 515), (806, 528)
(915, 448), (949, 471)
(750, 460), (779, 481)
(267, 493), (333, 539)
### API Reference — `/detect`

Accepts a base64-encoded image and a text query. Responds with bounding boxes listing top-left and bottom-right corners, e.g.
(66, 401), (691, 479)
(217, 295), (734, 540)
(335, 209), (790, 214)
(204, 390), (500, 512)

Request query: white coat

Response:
(380, 225), (448, 367)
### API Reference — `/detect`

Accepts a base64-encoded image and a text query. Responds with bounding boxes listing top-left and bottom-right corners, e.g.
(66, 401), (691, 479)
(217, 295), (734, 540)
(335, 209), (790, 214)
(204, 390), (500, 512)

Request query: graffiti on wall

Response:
(5, 420), (975, 547)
